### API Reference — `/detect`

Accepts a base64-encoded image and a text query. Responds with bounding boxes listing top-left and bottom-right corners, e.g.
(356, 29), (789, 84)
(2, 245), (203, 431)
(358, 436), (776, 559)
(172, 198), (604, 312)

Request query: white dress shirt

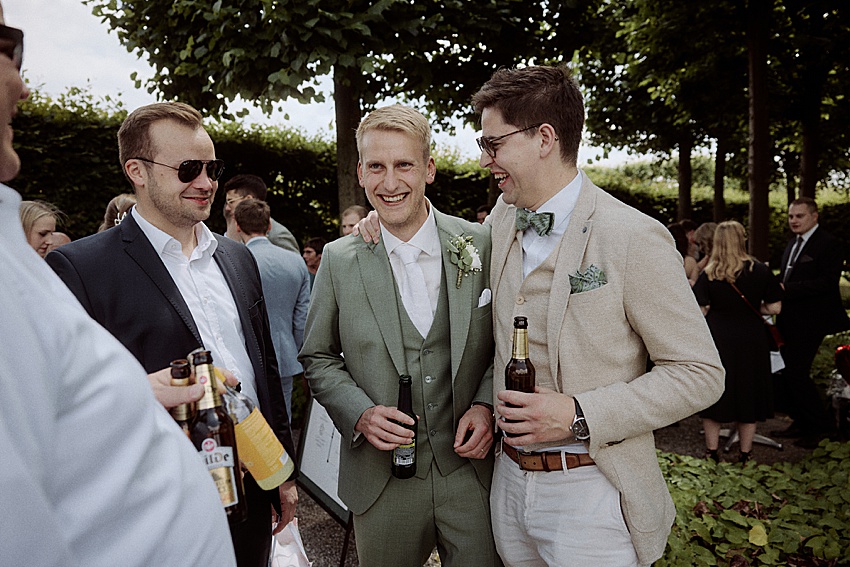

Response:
(521, 170), (583, 278)
(132, 207), (259, 407)
(381, 201), (442, 326)
(786, 223), (818, 273)
(0, 184), (235, 567)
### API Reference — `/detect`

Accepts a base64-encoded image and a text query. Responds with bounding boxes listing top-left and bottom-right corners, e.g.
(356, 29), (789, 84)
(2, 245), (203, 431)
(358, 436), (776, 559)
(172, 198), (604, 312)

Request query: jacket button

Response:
(516, 296), (525, 305)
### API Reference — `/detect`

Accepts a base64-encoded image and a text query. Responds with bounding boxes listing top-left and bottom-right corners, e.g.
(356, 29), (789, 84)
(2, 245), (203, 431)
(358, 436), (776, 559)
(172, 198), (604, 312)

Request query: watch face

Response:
(572, 417), (590, 440)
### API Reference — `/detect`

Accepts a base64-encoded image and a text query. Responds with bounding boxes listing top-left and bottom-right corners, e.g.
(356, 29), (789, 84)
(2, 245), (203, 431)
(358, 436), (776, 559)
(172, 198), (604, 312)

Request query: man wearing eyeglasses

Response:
(0, 7), (237, 567)
(472, 66), (724, 566)
(46, 101), (297, 567)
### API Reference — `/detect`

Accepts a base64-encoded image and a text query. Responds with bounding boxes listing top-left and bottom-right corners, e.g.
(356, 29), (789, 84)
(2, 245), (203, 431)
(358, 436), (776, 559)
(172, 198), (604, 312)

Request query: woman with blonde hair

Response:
(19, 200), (62, 258)
(98, 193), (136, 232)
(693, 221), (782, 463)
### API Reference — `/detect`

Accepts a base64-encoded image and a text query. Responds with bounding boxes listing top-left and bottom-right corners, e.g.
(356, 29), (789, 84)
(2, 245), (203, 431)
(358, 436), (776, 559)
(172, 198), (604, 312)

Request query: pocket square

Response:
(477, 288), (492, 307)
(569, 264), (607, 293)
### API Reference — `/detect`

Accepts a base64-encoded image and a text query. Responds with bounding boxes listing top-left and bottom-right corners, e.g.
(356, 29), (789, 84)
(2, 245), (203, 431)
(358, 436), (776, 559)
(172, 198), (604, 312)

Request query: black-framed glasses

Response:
(131, 157), (225, 183)
(476, 123), (542, 158)
(0, 24), (24, 71)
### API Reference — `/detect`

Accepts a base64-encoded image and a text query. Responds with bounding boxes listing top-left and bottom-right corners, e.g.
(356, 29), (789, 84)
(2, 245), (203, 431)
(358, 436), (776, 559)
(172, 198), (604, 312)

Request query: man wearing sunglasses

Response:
(0, 7), (236, 567)
(46, 101), (298, 567)
(472, 66), (724, 566)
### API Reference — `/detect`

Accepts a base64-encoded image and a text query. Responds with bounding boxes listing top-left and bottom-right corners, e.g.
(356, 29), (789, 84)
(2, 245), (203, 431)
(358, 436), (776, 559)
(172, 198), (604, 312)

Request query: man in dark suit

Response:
(46, 101), (297, 567)
(775, 197), (850, 447)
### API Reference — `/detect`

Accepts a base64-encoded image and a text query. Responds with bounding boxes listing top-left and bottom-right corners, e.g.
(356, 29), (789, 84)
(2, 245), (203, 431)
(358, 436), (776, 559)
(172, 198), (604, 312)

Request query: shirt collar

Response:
(800, 224), (818, 243)
(526, 170), (583, 231)
(381, 199), (440, 258)
(132, 206), (217, 259)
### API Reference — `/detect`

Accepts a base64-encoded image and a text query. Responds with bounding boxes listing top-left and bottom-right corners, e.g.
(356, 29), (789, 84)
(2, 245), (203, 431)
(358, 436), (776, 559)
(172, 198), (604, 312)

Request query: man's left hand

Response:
(453, 404), (494, 458)
(272, 480), (298, 534)
(497, 386), (575, 446)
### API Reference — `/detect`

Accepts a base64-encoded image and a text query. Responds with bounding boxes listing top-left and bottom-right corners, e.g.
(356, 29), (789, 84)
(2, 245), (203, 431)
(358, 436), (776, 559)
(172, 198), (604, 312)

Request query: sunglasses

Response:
(132, 157), (225, 183)
(476, 124), (542, 158)
(0, 24), (24, 71)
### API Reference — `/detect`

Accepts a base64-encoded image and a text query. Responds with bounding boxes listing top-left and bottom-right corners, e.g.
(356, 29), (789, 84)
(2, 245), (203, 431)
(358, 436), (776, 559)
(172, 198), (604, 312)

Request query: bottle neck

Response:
(511, 328), (529, 360)
(196, 363), (223, 410)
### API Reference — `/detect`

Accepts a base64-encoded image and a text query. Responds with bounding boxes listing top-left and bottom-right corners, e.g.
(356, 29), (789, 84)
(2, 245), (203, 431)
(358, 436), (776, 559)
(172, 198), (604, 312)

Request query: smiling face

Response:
(357, 128), (435, 241)
(788, 203), (818, 236)
(27, 214), (55, 257)
(0, 6), (29, 182)
(478, 107), (546, 211)
(127, 119), (217, 237)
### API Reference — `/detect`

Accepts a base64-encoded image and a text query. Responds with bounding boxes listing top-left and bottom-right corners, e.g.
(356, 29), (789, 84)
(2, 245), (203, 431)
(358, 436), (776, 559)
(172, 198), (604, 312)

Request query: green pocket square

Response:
(569, 264), (608, 293)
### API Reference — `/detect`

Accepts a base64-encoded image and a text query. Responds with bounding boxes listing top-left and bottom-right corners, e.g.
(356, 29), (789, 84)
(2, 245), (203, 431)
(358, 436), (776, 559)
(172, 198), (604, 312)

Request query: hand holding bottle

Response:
(355, 405), (416, 451)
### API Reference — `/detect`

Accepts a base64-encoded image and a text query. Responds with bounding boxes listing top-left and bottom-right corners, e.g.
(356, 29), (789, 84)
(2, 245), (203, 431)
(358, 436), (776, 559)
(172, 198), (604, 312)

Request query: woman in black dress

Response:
(693, 221), (782, 463)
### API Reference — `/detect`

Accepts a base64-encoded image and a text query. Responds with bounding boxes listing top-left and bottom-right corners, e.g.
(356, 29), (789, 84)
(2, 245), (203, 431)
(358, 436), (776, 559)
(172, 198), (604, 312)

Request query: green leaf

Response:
(749, 523), (768, 546)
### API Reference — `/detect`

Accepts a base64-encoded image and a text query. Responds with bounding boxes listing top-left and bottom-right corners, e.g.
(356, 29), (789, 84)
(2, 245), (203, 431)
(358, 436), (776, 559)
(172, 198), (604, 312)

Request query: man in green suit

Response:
(299, 105), (499, 567)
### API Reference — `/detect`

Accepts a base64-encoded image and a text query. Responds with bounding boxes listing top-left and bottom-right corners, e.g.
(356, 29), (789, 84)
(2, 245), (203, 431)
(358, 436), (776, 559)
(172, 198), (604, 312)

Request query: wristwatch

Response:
(570, 398), (590, 441)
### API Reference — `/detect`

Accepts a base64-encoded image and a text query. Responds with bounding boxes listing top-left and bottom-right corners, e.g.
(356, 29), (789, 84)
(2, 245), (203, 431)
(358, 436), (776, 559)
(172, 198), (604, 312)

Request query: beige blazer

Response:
(490, 174), (724, 565)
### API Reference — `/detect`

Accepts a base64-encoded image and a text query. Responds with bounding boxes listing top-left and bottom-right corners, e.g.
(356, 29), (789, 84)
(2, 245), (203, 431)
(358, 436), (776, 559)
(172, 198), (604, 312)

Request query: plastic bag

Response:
(269, 518), (311, 567)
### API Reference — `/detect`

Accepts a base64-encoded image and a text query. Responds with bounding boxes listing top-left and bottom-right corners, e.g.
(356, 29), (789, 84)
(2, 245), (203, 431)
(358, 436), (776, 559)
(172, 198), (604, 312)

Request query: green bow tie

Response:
(515, 208), (555, 237)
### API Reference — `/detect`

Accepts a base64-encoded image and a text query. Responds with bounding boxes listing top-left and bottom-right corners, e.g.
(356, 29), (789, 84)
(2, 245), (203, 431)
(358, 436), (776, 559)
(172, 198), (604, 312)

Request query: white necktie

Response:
(395, 244), (433, 337)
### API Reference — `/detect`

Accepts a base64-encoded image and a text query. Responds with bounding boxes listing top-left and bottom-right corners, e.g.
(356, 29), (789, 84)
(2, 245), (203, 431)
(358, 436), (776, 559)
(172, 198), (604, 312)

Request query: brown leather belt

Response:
(503, 442), (595, 472)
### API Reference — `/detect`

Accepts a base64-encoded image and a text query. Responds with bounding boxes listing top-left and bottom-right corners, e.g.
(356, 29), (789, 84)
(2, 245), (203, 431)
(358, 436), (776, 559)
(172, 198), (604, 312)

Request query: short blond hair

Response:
(356, 105), (431, 161)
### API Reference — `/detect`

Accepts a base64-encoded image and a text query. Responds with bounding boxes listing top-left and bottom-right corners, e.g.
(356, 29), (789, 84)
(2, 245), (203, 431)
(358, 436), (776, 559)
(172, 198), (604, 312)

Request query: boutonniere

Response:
(446, 234), (482, 288)
(569, 264), (607, 293)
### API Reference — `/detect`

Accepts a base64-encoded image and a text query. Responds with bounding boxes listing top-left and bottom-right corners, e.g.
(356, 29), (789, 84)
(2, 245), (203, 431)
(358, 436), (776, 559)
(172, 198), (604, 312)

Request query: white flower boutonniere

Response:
(446, 234), (482, 288)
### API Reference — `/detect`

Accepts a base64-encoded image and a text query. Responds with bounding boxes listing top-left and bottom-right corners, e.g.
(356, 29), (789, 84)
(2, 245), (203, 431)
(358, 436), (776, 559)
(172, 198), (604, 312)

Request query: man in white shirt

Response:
(0, 6), (235, 565)
(46, 101), (297, 567)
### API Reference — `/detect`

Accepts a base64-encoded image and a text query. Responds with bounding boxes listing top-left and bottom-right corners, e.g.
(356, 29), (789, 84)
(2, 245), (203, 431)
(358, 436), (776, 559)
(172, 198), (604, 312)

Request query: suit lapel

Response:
(491, 200), (520, 308)
(435, 210), (474, 381)
(213, 237), (254, 345)
(547, 177), (597, 381)
(121, 214), (202, 345)
(358, 239), (407, 377)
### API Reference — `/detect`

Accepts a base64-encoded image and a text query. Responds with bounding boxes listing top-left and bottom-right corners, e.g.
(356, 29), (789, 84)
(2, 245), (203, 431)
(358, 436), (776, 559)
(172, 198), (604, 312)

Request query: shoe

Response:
(771, 423), (804, 438)
(794, 434), (826, 449)
(738, 451), (751, 465)
(705, 449), (719, 463)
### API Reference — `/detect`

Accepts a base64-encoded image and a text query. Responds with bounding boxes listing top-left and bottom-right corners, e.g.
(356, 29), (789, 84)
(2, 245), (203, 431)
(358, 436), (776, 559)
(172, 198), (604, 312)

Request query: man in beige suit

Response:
(473, 66), (725, 566)
(300, 105), (499, 567)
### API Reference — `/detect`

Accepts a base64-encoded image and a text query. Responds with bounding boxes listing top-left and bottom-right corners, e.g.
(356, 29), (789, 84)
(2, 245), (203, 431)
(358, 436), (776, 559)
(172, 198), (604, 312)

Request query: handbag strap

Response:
(728, 281), (768, 324)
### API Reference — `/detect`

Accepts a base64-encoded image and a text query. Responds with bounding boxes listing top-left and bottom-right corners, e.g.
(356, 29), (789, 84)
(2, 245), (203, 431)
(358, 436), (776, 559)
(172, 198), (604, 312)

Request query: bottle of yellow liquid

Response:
(216, 370), (294, 490)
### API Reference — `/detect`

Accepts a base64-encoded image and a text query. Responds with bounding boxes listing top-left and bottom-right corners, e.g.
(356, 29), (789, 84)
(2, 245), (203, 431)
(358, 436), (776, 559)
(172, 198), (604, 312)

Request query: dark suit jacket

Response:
(777, 226), (850, 338)
(46, 213), (297, 481)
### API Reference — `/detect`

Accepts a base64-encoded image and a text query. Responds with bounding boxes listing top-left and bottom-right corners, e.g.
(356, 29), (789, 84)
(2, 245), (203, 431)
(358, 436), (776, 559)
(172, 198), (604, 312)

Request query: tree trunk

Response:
(677, 136), (693, 221)
(333, 66), (366, 213)
(747, 0), (771, 261)
(713, 137), (727, 222)
(784, 153), (798, 205)
(799, 66), (825, 199)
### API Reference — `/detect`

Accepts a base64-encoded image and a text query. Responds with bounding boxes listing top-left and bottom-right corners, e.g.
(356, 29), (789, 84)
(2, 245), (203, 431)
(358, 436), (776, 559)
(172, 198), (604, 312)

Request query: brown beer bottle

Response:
(504, 316), (535, 437)
(168, 359), (193, 438)
(189, 350), (248, 525)
(391, 374), (418, 479)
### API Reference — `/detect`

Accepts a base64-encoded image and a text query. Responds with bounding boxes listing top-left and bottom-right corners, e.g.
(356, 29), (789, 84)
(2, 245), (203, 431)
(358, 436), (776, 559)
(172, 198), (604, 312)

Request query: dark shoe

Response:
(738, 451), (751, 465)
(771, 423), (804, 438)
(794, 434), (826, 449)
(705, 449), (720, 463)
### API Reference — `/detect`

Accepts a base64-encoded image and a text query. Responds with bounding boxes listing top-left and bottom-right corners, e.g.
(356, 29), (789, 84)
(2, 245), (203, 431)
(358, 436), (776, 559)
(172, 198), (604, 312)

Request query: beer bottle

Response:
(504, 316), (535, 437)
(221, 384), (295, 490)
(189, 350), (247, 525)
(391, 374), (417, 479)
(168, 359), (193, 438)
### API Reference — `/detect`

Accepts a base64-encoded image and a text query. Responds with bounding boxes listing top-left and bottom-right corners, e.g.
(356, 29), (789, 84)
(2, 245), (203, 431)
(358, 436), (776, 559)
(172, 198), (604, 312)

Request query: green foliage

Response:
(658, 441), (850, 566)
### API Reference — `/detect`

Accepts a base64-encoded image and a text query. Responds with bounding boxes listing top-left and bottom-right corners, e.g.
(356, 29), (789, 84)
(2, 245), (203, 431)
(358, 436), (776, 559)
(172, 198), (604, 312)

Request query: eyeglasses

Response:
(0, 24), (24, 71)
(131, 157), (225, 183)
(476, 124), (542, 158)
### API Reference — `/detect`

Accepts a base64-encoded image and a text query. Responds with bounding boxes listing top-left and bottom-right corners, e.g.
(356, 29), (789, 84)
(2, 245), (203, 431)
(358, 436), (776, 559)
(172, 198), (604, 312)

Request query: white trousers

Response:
(491, 452), (642, 567)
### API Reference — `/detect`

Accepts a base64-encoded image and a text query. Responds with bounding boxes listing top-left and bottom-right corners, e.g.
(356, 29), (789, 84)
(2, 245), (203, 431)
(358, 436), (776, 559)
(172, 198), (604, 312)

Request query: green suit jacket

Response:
(299, 208), (494, 514)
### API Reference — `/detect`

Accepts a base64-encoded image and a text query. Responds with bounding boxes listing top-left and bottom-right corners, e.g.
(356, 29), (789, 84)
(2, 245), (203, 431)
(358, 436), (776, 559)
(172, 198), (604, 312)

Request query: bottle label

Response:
(393, 442), (415, 466)
(234, 408), (290, 481)
(199, 438), (238, 507)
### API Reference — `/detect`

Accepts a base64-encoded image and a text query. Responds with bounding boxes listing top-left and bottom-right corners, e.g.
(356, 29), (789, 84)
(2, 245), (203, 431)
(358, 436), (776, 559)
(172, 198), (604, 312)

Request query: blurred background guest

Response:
(476, 204), (490, 223)
(693, 221), (782, 464)
(302, 236), (326, 288)
(668, 221), (699, 284)
(19, 200), (62, 258)
(693, 222), (718, 274)
(97, 192), (136, 232)
(340, 204), (368, 236)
